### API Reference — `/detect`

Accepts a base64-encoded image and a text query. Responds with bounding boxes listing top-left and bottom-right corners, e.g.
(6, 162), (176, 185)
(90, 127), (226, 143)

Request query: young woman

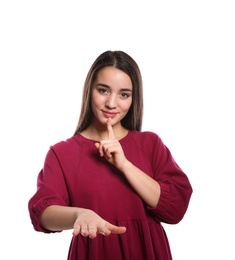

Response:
(28, 50), (193, 260)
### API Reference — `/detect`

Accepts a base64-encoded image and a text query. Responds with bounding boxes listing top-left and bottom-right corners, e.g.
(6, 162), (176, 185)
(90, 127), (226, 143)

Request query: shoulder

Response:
(122, 131), (170, 165)
(125, 131), (166, 153)
(49, 134), (85, 155)
(128, 130), (163, 144)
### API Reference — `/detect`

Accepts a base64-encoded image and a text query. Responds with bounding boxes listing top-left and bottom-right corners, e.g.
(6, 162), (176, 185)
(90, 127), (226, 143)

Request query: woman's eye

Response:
(120, 93), (130, 98)
(98, 88), (109, 94)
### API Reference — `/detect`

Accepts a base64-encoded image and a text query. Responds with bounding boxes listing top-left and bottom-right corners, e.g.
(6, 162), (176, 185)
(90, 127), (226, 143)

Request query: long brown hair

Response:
(74, 50), (143, 135)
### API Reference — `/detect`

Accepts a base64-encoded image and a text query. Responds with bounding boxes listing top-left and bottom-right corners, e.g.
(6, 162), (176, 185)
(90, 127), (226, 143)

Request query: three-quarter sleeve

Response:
(28, 147), (70, 233)
(146, 133), (193, 224)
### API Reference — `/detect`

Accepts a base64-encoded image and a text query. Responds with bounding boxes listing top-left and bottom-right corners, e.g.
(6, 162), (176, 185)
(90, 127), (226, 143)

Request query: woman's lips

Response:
(102, 111), (117, 118)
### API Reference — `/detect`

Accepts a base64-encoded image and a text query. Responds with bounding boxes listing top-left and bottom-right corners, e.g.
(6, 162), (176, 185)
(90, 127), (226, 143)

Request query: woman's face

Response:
(91, 66), (133, 127)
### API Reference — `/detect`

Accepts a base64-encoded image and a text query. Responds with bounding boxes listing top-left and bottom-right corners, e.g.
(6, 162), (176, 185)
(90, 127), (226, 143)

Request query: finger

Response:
(80, 226), (89, 237)
(95, 142), (103, 157)
(107, 118), (115, 140)
(88, 226), (98, 239)
(98, 228), (111, 236)
(72, 225), (81, 236)
(106, 223), (126, 234)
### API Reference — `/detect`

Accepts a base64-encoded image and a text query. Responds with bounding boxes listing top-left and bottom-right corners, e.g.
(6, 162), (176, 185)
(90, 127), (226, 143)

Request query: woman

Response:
(28, 50), (193, 260)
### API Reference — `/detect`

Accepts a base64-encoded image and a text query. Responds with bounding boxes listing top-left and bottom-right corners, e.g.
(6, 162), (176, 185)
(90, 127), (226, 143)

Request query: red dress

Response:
(28, 131), (192, 260)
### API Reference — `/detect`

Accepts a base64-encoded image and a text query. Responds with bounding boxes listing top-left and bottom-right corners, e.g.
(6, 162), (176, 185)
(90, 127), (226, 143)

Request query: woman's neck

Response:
(80, 123), (128, 141)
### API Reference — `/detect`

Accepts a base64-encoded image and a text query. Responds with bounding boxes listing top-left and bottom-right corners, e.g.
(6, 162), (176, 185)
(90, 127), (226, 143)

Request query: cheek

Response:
(91, 92), (103, 107)
(121, 99), (132, 111)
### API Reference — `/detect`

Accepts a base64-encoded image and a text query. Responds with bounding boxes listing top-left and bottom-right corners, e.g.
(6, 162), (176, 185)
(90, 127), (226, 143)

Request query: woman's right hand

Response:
(72, 208), (126, 239)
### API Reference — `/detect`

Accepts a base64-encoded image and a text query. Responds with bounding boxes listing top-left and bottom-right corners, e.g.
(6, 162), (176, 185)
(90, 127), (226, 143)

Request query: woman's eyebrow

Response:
(121, 88), (132, 92)
(96, 83), (110, 88)
(96, 83), (132, 92)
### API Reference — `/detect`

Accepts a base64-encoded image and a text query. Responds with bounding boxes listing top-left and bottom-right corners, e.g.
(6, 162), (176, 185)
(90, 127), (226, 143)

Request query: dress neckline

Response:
(77, 130), (132, 145)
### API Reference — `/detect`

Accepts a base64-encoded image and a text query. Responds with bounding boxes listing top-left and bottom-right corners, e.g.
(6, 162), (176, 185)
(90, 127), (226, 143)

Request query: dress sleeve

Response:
(28, 147), (70, 233)
(147, 134), (193, 224)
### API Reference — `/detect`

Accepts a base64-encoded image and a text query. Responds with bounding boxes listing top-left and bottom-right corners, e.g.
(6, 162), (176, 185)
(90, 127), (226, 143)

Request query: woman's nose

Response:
(105, 94), (117, 108)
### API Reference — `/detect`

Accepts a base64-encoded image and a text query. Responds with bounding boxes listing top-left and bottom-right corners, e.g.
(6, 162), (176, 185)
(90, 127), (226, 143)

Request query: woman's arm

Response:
(118, 161), (161, 208)
(40, 205), (126, 238)
(96, 118), (161, 208)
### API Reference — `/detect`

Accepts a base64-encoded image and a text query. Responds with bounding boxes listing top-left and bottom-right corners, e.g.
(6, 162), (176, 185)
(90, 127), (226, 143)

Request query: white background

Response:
(1, 1), (234, 259)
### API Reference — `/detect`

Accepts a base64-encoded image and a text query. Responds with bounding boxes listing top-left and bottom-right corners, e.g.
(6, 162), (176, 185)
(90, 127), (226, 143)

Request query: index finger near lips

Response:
(107, 118), (115, 139)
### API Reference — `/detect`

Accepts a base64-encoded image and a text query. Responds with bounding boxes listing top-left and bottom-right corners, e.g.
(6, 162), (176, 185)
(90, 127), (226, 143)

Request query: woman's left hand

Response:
(95, 118), (128, 170)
